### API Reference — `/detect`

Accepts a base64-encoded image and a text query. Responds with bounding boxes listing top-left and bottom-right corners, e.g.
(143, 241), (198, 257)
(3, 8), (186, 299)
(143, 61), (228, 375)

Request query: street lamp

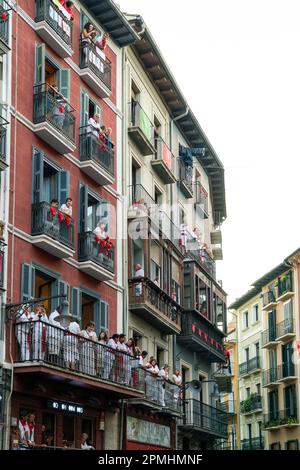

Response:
(55, 298), (74, 328)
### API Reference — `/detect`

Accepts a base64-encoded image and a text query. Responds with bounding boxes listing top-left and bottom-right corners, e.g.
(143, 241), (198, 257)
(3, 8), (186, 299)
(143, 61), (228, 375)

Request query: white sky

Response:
(118, 0), (300, 304)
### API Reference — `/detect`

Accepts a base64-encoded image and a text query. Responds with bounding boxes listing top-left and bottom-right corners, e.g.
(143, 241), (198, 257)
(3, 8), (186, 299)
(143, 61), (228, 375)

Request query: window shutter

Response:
(21, 263), (35, 302)
(58, 68), (70, 101)
(32, 149), (44, 204)
(58, 170), (70, 206)
(35, 43), (45, 85)
(71, 287), (82, 325)
(100, 300), (109, 331)
(100, 200), (109, 233)
(79, 184), (87, 233)
(284, 300), (293, 321)
(80, 90), (89, 127)
(93, 299), (101, 334)
(95, 104), (101, 122)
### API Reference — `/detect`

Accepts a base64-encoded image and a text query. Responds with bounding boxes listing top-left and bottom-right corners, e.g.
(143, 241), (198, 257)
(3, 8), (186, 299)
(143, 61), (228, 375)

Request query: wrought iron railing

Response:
(195, 182), (209, 216)
(240, 394), (262, 414)
(262, 289), (277, 307)
(276, 318), (294, 339)
(240, 437), (264, 450)
(128, 278), (182, 328)
(178, 159), (193, 194)
(14, 319), (181, 411)
(78, 231), (114, 273)
(153, 137), (175, 174)
(31, 202), (74, 249)
(79, 125), (114, 176)
(261, 326), (277, 346)
(35, 0), (73, 48)
(0, 0), (10, 48)
(0, 116), (8, 166)
(33, 84), (76, 143)
(186, 245), (216, 279)
(278, 272), (293, 297)
(262, 367), (278, 386)
(239, 356), (260, 375)
(182, 399), (227, 438)
(264, 408), (298, 428)
(0, 241), (4, 289)
(79, 41), (111, 90)
(278, 362), (295, 380)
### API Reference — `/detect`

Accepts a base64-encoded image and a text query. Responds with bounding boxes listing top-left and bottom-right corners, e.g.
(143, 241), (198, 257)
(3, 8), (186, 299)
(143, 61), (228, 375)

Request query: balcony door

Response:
(268, 309), (277, 341)
(269, 349), (277, 381)
(282, 342), (294, 376)
(269, 390), (278, 420)
(35, 44), (70, 100)
(80, 90), (101, 128)
(285, 384), (297, 418)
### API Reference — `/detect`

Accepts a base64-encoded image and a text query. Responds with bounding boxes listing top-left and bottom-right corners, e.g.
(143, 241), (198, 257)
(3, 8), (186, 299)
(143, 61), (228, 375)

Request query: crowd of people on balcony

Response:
(15, 305), (182, 405)
(80, 21), (110, 76)
(87, 112), (114, 152)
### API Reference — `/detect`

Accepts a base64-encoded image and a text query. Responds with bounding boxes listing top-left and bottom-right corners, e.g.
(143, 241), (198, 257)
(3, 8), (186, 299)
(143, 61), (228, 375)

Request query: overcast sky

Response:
(118, 0), (300, 304)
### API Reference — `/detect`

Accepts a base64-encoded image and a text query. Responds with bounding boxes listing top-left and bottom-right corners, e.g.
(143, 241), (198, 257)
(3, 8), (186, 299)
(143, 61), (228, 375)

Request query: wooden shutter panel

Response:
(35, 43), (45, 85)
(79, 184), (87, 233)
(58, 170), (70, 206)
(58, 68), (70, 101)
(32, 149), (44, 204)
(100, 300), (108, 331)
(94, 299), (101, 334)
(71, 287), (82, 325)
(80, 90), (89, 127)
(21, 263), (35, 302)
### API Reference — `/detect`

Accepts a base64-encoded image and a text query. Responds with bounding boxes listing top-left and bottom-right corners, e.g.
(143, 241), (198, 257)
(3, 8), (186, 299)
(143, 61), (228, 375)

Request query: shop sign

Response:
(127, 416), (170, 448)
(47, 400), (84, 414)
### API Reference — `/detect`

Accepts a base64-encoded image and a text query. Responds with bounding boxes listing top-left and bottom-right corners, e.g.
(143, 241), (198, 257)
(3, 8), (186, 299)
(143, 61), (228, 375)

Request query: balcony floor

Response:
(31, 234), (75, 259)
(127, 398), (181, 418)
(262, 301), (278, 311)
(78, 259), (114, 282)
(128, 127), (155, 156)
(35, 21), (73, 58)
(34, 122), (76, 154)
(177, 335), (225, 363)
(178, 180), (194, 198)
(150, 160), (176, 184)
(79, 69), (111, 99)
(79, 160), (114, 186)
(129, 303), (181, 335)
(276, 291), (294, 302)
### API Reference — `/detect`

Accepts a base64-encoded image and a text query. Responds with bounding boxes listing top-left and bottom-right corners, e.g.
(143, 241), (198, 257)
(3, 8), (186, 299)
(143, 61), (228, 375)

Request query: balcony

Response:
(33, 84), (76, 154)
(277, 363), (297, 383)
(0, 116), (8, 171)
(262, 327), (279, 349)
(31, 202), (75, 258)
(179, 399), (227, 439)
(128, 371), (182, 417)
(79, 42), (111, 98)
(185, 247), (216, 279)
(239, 356), (261, 376)
(160, 212), (183, 253)
(195, 182), (209, 219)
(262, 289), (278, 311)
(151, 137), (176, 184)
(262, 367), (279, 388)
(0, 241), (5, 289)
(240, 437), (264, 450)
(276, 318), (295, 342)
(178, 311), (225, 362)
(264, 409), (299, 430)
(219, 399), (236, 415)
(127, 184), (158, 225)
(276, 272), (294, 302)
(128, 102), (155, 156)
(79, 126), (114, 185)
(128, 278), (181, 335)
(240, 394), (263, 415)
(178, 159), (193, 198)
(0, 1), (10, 55)
(13, 320), (145, 399)
(35, 0), (73, 58)
(78, 231), (114, 281)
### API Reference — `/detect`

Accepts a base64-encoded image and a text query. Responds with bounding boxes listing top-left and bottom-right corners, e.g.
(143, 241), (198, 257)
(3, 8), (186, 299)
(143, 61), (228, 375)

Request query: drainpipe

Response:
(122, 48), (128, 335)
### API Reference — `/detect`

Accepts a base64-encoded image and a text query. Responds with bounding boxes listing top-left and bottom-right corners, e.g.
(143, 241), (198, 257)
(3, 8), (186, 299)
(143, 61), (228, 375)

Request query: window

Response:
(195, 275), (211, 320)
(245, 347), (250, 363)
(156, 346), (165, 368)
(80, 90), (101, 127)
(270, 442), (281, 450)
(253, 304), (259, 323)
(269, 390), (278, 420)
(71, 287), (108, 331)
(284, 384), (297, 417)
(256, 383), (261, 396)
(284, 299), (293, 323)
(247, 423), (252, 440)
(153, 115), (161, 156)
(32, 148), (69, 206)
(42, 413), (56, 446)
(35, 44), (70, 100)
(246, 387), (251, 398)
(79, 184), (109, 235)
(150, 240), (160, 285)
(243, 310), (249, 328)
(255, 342), (260, 358)
(285, 440), (299, 450)
(62, 416), (75, 448)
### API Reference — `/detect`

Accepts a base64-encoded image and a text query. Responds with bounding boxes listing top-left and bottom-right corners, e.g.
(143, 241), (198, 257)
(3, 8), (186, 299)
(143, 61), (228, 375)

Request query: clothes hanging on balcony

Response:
(179, 144), (206, 167)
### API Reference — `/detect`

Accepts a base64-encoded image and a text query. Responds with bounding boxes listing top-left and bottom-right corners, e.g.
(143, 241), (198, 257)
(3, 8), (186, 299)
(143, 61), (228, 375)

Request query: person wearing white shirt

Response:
(103, 334), (119, 380)
(63, 317), (81, 370)
(173, 369), (182, 404)
(48, 306), (64, 361)
(32, 306), (49, 361)
(60, 197), (73, 217)
(18, 410), (30, 449)
(87, 113), (100, 137)
(134, 264), (144, 297)
(80, 433), (95, 450)
(158, 365), (169, 407)
(16, 306), (34, 362)
(79, 322), (97, 376)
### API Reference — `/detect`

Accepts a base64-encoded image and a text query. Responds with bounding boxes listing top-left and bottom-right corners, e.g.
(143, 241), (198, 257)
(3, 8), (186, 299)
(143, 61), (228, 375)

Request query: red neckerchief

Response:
(28, 422), (34, 435)
(19, 419), (27, 430)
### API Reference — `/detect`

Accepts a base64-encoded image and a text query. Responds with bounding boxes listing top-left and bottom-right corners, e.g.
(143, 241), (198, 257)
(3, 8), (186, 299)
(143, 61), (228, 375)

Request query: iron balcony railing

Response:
(278, 362), (296, 380)
(278, 272), (293, 297)
(240, 437), (264, 450)
(0, 0), (10, 48)
(239, 356), (261, 375)
(129, 101), (154, 143)
(261, 326), (277, 346)
(262, 367), (278, 386)
(153, 137), (175, 174)
(186, 243), (216, 279)
(264, 408), (298, 429)
(0, 241), (4, 289)
(195, 182), (209, 216)
(127, 184), (159, 224)
(79, 41), (111, 90)
(79, 125), (114, 176)
(0, 116), (8, 166)
(178, 159), (193, 195)
(33, 83), (76, 143)
(31, 202), (74, 249)
(14, 319), (181, 410)
(35, 0), (73, 48)
(219, 399), (236, 414)
(240, 394), (262, 414)
(276, 318), (294, 339)
(182, 399), (228, 438)
(262, 289), (277, 307)
(160, 212), (182, 252)
(128, 278), (182, 329)
(78, 231), (114, 273)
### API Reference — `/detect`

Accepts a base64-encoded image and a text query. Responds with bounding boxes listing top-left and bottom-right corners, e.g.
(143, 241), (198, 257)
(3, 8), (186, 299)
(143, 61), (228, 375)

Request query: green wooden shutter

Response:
(100, 300), (108, 331)
(80, 90), (89, 127)
(32, 149), (44, 204)
(21, 263), (35, 302)
(94, 299), (101, 334)
(71, 287), (82, 325)
(79, 184), (87, 233)
(100, 200), (109, 233)
(95, 104), (101, 122)
(58, 170), (70, 206)
(58, 69), (70, 101)
(51, 279), (59, 310)
(35, 43), (45, 85)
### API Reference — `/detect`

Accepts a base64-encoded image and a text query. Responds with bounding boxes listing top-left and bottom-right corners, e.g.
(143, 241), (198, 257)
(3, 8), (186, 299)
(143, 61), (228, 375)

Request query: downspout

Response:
(122, 48), (128, 335)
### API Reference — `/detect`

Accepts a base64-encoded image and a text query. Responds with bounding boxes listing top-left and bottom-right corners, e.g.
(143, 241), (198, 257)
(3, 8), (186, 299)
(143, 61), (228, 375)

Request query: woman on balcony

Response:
(79, 321), (97, 376)
(32, 305), (49, 362)
(145, 358), (159, 402)
(16, 305), (34, 362)
(96, 330), (108, 377)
